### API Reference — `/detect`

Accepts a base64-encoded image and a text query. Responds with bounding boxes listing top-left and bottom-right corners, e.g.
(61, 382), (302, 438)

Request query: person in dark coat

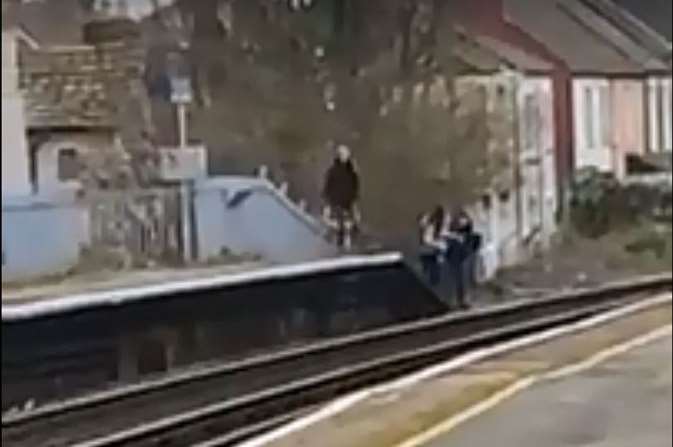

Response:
(322, 145), (360, 248)
(443, 208), (477, 309)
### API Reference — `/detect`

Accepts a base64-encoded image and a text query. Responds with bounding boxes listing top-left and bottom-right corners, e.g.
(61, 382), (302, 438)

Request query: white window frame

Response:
(598, 84), (612, 149)
(648, 78), (659, 152)
(663, 78), (672, 152)
(647, 77), (672, 153)
(576, 80), (610, 152)
(583, 86), (596, 150)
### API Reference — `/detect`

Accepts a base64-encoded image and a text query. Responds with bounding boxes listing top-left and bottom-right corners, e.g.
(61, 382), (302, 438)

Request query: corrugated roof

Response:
(504, 0), (644, 75)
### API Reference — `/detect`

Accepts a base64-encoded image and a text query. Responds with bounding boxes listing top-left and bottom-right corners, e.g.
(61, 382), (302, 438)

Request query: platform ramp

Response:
(194, 177), (337, 264)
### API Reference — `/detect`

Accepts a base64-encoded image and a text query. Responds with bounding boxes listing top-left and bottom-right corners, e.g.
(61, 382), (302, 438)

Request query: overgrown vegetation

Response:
(138, 0), (512, 245)
(570, 167), (672, 238)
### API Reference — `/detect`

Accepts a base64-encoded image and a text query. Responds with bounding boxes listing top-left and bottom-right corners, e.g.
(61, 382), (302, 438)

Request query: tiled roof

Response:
(452, 30), (504, 73)
(582, 0), (672, 64)
(2, 0), (88, 46)
(611, 0), (672, 42)
(19, 44), (144, 129)
(504, 0), (644, 75)
(472, 35), (553, 73)
(560, 0), (668, 72)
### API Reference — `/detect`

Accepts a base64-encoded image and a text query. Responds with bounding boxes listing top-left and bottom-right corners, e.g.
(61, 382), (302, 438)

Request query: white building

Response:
(453, 32), (558, 277)
(2, 29), (32, 197)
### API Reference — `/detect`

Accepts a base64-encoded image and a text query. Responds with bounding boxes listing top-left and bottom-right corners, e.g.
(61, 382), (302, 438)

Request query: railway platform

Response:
(252, 293), (672, 447)
(2, 252), (447, 413)
(421, 333), (671, 447)
(1, 262), (267, 306)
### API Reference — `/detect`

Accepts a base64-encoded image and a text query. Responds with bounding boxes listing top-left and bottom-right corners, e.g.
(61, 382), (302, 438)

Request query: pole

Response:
(181, 179), (194, 264)
(177, 102), (188, 149)
(171, 75), (194, 263)
(511, 75), (524, 243)
(176, 100), (192, 263)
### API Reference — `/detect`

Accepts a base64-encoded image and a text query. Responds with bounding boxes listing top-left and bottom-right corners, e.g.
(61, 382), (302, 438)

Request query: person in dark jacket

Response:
(443, 208), (477, 309)
(322, 145), (360, 248)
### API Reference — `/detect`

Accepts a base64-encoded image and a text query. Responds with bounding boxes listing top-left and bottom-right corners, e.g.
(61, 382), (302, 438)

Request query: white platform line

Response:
(235, 293), (672, 447)
(396, 324), (672, 447)
(394, 378), (536, 447)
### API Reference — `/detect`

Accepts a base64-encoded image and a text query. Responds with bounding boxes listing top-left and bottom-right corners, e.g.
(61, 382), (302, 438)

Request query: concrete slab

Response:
(2, 252), (403, 321)
(1, 262), (267, 305)
(260, 296), (672, 447)
(426, 335), (672, 447)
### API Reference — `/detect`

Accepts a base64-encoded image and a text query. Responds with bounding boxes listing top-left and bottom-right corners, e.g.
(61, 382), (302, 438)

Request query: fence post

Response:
(257, 165), (269, 180)
(181, 180), (195, 264)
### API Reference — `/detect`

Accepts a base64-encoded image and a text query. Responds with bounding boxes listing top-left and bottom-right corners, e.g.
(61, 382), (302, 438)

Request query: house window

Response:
(57, 148), (80, 182)
(599, 85), (611, 148)
(523, 93), (540, 152)
(581, 83), (610, 151)
(648, 79), (671, 153)
(663, 80), (672, 152)
(584, 87), (596, 149)
(656, 82), (665, 151)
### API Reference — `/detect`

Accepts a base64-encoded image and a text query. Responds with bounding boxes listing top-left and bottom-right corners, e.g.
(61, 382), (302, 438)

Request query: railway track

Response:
(3, 274), (670, 447)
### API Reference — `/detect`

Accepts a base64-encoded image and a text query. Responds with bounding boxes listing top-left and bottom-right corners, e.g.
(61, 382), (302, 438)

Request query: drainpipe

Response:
(509, 73), (524, 249)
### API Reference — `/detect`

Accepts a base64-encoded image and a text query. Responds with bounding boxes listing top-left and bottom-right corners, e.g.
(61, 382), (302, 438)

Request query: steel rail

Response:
(3, 273), (670, 447)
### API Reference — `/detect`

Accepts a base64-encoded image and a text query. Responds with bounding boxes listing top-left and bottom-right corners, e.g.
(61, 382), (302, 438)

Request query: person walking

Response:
(322, 145), (360, 249)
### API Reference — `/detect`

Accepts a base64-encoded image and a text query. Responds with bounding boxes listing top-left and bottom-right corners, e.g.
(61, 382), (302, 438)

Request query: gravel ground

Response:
(474, 228), (672, 305)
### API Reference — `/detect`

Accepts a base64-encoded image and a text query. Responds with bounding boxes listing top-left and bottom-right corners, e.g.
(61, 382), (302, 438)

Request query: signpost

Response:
(170, 77), (195, 264)
(170, 77), (192, 149)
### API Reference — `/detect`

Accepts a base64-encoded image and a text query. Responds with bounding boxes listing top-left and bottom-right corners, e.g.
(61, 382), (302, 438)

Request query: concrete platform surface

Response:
(260, 296), (671, 447)
(1, 262), (267, 305)
(426, 335), (672, 447)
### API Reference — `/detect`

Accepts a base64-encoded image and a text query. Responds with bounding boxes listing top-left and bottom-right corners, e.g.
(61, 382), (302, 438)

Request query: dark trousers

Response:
(420, 251), (441, 287)
(444, 239), (468, 309)
(463, 233), (482, 288)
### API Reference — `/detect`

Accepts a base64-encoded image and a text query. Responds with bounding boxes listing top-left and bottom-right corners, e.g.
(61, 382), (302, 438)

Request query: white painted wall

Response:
(2, 194), (86, 283)
(33, 132), (117, 194)
(1, 31), (19, 94)
(2, 31), (32, 197)
(456, 72), (558, 279)
(518, 76), (556, 246)
(35, 142), (84, 193)
(194, 177), (337, 265)
(573, 78), (614, 173)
